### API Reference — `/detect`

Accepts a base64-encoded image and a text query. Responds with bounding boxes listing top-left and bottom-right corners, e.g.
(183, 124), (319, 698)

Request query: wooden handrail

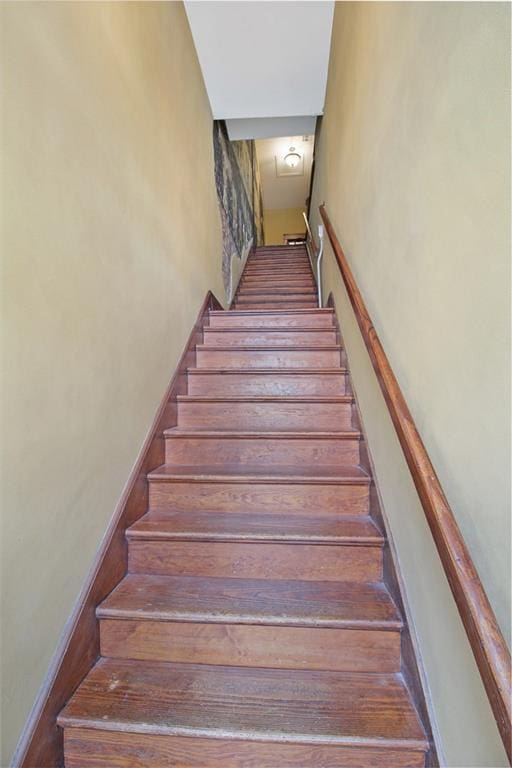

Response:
(319, 203), (511, 762)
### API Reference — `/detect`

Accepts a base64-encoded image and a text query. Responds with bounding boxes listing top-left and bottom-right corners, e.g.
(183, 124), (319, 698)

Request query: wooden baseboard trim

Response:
(13, 291), (223, 768)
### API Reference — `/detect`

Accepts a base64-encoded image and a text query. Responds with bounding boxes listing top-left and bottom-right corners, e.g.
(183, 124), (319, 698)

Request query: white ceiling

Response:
(256, 135), (314, 210)
(184, 1), (334, 121)
(226, 116), (317, 141)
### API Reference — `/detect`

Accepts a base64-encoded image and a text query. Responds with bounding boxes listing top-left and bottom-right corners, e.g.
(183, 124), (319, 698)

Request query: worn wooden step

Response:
(247, 257), (309, 265)
(196, 344), (342, 369)
(233, 301), (319, 310)
(128, 513), (383, 582)
(59, 660), (428, 766)
(247, 256), (309, 265)
(99, 573), (401, 629)
(186, 368), (347, 396)
(236, 293), (316, 304)
(241, 272), (313, 281)
(63, 728), (426, 768)
(243, 262), (311, 270)
(176, 396), (353, 431)
(239, 284), (316, 293)
(208, 308), (334, 328)
(202, 327), (336, 347)
(127, 510), (381, 544)
(148, 463), (370, 516)
(98, 573), (402, 672)
(239, 285), (316, 294)
(165, 428), (360, 466)
(238, 283), (316, 293)
(241, 275), (316, 285)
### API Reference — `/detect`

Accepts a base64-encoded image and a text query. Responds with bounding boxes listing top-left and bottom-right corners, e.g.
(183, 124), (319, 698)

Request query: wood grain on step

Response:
(164, 429), (360, 466)
(126, 511), (382, 545)
(98, 574), (401, 629)
(176, 396), (354, 431)
(100, 619), (400, 672)
(58, 659), (428, 749)
(233, 302), (319, 310)
(208, 309), (334, 328)
(128, 540), (381, 581)
(64, 728), (427, 768)
(202, 328), (337, 346)
(186, 368), (347, 396)
(149, 480), (370, 517)
(196, 345), (342, 368)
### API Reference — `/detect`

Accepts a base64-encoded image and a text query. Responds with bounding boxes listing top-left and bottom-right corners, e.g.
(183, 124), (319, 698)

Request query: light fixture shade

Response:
(284, 153), (301, 168)
(284, 146), (301, 168)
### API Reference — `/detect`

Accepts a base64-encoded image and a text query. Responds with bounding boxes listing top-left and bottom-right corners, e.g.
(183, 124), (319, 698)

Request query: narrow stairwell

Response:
(58, 245), (429, 766)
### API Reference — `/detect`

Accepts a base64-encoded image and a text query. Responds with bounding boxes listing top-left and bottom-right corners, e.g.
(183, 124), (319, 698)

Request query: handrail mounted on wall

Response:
(319, 203), (511, 763)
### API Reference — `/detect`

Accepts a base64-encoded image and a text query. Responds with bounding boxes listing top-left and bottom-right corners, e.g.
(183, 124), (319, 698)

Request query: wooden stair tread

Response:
(164, 428), (360, 439)
(204, 326), (331, 333)
(209, 309), (333, 316)
(98, 573), (401, 629)
(58, 659), (427, 749)
(196, 344), (342, 352)
(126, 511), (382, 545)
(148, 463), (370, 484)
(176, 395), (352, 403)
(187, 367), (346, 375)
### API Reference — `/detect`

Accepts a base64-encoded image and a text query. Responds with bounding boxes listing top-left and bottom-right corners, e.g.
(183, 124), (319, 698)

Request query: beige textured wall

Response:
(0, 2), (223, 763)
(263, 207), (306, 245)
(311, 3), (510, 765)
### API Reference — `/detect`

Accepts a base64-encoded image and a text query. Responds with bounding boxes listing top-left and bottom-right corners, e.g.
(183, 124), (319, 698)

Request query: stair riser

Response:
(241, 273), (313, 282)
(100, 620), (400, 672)
(149, 480), (369, 515)
(233, 302), (319, 310)
(243, 264), (311, 271)
(165, 435), (360, 466)
(245, 260), (310, 266)
(187, 372), (347, 396)
(128, 540), (382, 581)
(196, 348), (341, 368)
(236, 294), (316, 303)
(203, 329), (337, 346)
(246, 258), (309, 266)
(63, 730), (426, 768)
(239, 283), (316, 292)
(241, 276), (315, 285)
(239, 287), (317, 296)
(208, 312), (334, 328)
(177, 401), (353, 430)
(243, 267), (311, 275)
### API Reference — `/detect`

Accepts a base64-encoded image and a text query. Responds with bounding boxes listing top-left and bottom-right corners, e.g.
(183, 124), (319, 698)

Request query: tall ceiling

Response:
(185, 1), (334, 131)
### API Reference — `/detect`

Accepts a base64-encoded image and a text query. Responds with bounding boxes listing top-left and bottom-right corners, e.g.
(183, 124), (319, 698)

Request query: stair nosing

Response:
(164, 428), (360, 440)
(176, 395), (353, 403)
(147, 465), (371, 485)
(203, 326), (334, 333)
(187, 367), (348, 375)
(209, 309), (334, 315)
(57, 659), (427, 751)
(97, 574), (401, 630)
(57, 717), (427, 751)
(196, 344), (342, 352)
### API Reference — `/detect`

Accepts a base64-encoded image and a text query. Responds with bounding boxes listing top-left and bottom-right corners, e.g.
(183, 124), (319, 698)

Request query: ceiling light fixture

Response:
(284, 147), (301, 168)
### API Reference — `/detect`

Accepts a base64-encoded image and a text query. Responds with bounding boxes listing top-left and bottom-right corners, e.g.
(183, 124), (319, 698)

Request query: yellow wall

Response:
(0, 2), (224, 763)
(311, 3), (510, 766)
(263, 207), (306, 245)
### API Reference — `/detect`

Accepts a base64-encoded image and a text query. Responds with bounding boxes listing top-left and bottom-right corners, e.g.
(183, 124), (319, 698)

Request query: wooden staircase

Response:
(58, 245), (429, 766)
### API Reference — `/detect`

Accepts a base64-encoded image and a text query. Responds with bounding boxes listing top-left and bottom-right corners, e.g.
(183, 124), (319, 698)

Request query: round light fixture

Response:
(284, 147), (301, 168)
